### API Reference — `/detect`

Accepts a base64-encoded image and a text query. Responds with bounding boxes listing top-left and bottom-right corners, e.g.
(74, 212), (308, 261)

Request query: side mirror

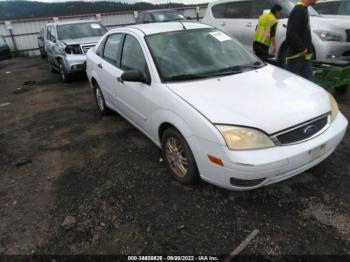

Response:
(186, 16), (192, 20)
(120, 70), (147, 83)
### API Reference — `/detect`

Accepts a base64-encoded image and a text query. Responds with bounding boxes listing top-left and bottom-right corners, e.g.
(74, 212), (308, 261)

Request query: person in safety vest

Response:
(286, 0), (318, 80)
(253, 4), (282, 62)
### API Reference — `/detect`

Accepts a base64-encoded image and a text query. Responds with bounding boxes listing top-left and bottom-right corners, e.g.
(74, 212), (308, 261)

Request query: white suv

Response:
(202, 0), (350, 64)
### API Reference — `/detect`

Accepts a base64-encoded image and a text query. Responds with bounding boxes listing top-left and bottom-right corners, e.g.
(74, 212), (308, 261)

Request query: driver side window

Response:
(121, 35), (148, 79)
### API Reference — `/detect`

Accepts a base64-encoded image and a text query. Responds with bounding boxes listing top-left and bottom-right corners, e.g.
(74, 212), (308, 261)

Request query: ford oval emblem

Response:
(304, 125), (316, 135)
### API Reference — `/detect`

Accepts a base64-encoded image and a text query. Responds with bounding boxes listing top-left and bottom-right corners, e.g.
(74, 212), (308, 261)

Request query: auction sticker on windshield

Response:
(209, 31), (231, 42)
(91, 24), (101, 29)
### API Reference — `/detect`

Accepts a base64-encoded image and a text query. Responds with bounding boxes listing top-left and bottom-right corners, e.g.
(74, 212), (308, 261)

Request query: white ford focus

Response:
(86, 22), (348, 190)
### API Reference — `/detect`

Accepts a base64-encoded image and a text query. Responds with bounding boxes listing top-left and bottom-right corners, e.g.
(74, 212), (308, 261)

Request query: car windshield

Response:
(152, 11), (186, 22)
(57, 22), (107, 40)
(146, 28), (262, 82)
(287, 0), (321, 16)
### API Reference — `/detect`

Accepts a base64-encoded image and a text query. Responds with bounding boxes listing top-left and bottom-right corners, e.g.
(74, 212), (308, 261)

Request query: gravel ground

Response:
(0, 56), (349, 256)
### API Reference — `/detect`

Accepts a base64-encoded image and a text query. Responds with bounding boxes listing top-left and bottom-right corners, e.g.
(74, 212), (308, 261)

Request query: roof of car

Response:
(49, 19), (101, 26)
(110, 21), (213, 35)
(207, 0), (250, 7)
(138, 9), (183, 14)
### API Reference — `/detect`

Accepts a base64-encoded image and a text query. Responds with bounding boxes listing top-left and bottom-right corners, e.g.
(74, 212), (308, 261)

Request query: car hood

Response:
(166, 65), (331, 134)
(60, 36), (101, 46)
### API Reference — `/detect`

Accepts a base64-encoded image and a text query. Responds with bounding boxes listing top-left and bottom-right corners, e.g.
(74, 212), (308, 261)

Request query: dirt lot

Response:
(0, 56), (349, 256)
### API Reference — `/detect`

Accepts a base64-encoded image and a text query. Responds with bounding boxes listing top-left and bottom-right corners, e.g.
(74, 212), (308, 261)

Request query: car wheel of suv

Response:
(94, 84), (111, 115)
(161, 128), (199, 185)
(48, 59), (56, 73)
(59, 60), (72, 83)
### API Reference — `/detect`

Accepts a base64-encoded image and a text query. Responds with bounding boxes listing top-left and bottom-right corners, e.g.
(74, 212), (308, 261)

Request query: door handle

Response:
(117, 77), (124, 84)
(283, 24), (287, 28)
(246, 23), (252, 27)
(220, 22), (226, 26)
(98, 63), (103, 69)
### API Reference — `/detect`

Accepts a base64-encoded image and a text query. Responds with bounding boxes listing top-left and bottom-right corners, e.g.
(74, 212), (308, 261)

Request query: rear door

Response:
(241, 0), (274, 50)
(97, 33), (124, 107)
(212, 1), (252, 44)
(225, 0), (252, 45)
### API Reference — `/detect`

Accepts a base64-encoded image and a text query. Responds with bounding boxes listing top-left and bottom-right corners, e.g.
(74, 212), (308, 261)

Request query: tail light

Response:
(65, 45), (82, 54)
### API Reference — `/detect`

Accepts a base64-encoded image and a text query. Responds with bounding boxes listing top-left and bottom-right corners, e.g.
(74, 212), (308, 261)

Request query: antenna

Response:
(178, 21), (187, 30)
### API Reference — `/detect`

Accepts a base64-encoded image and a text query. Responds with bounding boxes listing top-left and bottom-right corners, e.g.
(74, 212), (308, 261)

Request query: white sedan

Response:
(86, 22), (348, 190)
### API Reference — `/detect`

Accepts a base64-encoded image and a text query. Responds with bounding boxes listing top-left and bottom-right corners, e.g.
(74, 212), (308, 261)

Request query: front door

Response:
(116, 34), (151, 132)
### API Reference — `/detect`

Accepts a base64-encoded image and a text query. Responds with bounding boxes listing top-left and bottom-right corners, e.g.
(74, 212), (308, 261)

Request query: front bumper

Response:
(63, 54), (87, 73)
(189, 113), (348, 191)
(315, 41), (350, 59)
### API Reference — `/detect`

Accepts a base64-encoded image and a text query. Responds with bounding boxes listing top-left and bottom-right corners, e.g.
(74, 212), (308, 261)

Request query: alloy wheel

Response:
(165, 137), (188, 178)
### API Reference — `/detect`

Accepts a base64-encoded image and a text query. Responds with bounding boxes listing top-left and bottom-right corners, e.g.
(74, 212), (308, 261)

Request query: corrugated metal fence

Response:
(0, 5), (208, 57)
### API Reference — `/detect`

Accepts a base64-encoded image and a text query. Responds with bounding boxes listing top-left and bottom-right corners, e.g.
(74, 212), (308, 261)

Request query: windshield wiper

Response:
(165, 62), (265, 82)
(240, 62), (265, 69)
(165, 74), (212, 82)
(208, 62), (264, 77)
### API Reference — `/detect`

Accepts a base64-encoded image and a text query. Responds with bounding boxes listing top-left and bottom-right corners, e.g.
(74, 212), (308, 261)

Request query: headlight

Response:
(313, 30), (344, 42)
(216, 125), (275, 150)
(65, 45), (82, 54)
(328, 93), (339, 122)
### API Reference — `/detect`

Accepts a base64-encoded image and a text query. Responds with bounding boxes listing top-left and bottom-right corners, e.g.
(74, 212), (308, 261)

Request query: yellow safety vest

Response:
(255, 12), (278, 47)
(286, 1), (313, 61)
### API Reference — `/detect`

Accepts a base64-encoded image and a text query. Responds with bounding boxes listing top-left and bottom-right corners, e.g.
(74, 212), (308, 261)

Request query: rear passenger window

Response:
(103, 34), (123, 64)
(121, 35), (148, 77)
(250, 0), (272, 18)
(212, 3), (227, 18)
(225, 1), (251, 18)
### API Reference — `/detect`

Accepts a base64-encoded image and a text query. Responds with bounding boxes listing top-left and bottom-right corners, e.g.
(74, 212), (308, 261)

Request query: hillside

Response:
(0, 1), (188, 20)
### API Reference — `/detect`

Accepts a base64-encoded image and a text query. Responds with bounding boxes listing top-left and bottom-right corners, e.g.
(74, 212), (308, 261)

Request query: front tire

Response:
(59, 60), (72, 83)
(48, 58), (56, 73)
(161, 128), (199, 185)
(93, 84), (111, 115)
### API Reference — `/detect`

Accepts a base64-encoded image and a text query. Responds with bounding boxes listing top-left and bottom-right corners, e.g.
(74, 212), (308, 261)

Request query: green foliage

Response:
(0, 1), (187, 20)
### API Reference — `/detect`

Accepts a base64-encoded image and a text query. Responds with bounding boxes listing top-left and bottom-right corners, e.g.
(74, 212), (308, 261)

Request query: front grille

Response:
(81, 44), (95, 54)
(274, 115), (329, 145)
(346, 29), (350, 42)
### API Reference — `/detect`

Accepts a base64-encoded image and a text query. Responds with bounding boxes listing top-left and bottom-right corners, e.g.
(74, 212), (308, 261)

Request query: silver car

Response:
(44, 19), (107, 82)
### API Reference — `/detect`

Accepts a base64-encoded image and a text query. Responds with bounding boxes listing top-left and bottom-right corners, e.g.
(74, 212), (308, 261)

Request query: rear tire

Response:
(39, 48), (46, 58)
(161, 128), (199, 185)
(93, 83), (111, 115)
